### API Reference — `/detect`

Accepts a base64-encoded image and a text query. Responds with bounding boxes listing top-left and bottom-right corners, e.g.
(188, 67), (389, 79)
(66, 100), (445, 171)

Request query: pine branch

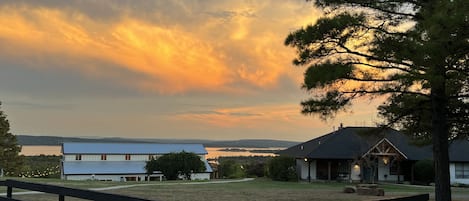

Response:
(341, 89), (429, 97)
(336, 43), (414, 68)
(345, 61), (414, 74)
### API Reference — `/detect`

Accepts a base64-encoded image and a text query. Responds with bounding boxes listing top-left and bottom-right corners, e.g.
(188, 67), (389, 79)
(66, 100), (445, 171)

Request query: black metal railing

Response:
(379, 193), (429, 201)
(0, 179), (157, 201)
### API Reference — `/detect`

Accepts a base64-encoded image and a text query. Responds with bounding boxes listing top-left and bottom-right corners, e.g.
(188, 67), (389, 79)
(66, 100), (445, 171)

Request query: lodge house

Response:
(278, 127), (469, 185)
(60, 142), (213, 181)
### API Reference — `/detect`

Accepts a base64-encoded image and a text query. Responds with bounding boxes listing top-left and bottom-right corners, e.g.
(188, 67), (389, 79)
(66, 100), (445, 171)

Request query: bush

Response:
(414, 160), (434, 185)
(245, 162), (265, 177)
(267, 156), (297, 181)
(218, 160), (246, 179)
(217, 156), (271, 178)
(19, 155), (61, 178)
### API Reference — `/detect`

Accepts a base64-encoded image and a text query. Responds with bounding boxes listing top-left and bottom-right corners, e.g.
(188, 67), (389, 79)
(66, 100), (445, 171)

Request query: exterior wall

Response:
(350, 163), (361, 181)
(65, 174), (147, 181)
(296, 159), (316, 180)
(82, 155), (100, 161)
(64, 172), (209, 181)
(64, 155), (75, 161)
(107, 155), (125, 161)
(377, 158), (403, 182)
(449, 163), (469, 185)
(64, 154), (207, 162)
(64, 154), (154, 162)
(377, 159), (390, 181)
(129, 155), (148, 161)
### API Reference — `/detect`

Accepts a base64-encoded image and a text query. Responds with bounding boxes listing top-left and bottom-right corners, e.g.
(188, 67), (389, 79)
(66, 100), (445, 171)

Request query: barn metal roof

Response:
(63, 160), (213, 175)
(63, 161), (148, 174)
(62, 143), (208, 155)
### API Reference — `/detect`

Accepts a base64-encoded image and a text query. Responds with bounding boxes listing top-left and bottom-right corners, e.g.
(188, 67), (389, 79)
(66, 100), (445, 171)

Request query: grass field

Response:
(2, 177), (468, 201)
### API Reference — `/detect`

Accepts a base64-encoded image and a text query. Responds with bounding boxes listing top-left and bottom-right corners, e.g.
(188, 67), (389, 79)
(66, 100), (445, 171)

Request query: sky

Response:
(0, 0), (383, 141)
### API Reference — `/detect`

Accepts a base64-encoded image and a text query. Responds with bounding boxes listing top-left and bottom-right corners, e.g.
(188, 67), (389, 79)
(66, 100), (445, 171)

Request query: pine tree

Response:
(0, 102), (24, 176)
(285, 1), (467, 200)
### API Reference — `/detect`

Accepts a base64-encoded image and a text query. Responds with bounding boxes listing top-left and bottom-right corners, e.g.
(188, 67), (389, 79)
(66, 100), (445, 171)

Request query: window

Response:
(125, 154), (131, 160)
(455, 163), (469, 179)
(101, 154), (107, 160)
(75, 154), (82, 161)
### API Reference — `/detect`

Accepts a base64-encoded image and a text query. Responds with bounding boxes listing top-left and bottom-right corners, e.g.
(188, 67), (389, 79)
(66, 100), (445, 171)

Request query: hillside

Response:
(16, 135), (299, 148)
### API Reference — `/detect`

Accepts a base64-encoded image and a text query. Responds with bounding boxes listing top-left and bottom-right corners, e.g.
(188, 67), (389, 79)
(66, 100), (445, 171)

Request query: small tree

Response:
(145, 158), (158, 177)
(0, 102), (24, 176)
(267, 156), (297, 181)
(145, 151), (205, 180)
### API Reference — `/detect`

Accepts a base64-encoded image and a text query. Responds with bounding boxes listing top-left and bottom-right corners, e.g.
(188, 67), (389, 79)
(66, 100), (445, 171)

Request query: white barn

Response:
(61, 142), (213, 181)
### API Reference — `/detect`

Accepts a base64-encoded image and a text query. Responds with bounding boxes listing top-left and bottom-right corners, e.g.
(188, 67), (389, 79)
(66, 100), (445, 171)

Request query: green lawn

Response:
(1, 178), (468, 201)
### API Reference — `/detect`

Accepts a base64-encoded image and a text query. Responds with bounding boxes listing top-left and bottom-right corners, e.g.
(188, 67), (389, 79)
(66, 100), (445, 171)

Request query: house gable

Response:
(362, 138), (408, 160)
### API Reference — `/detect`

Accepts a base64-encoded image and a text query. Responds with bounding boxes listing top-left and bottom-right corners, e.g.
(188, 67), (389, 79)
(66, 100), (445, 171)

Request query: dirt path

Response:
(91, 178), (254, 190)
(0, 178), (255, 196)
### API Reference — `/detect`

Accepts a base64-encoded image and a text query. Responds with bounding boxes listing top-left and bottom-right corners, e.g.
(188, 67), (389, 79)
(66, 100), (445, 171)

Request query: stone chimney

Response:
(338, 123), (344, 129)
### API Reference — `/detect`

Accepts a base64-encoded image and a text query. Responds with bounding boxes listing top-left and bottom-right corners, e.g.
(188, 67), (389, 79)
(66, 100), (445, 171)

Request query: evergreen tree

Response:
(285, 1), (467, 200)
(0, 102), (24, 176)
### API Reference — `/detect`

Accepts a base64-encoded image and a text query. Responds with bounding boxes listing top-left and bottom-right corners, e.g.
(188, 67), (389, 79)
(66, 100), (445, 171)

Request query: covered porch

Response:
(297, 138), (418, 183)
(360, 138), (412, 183)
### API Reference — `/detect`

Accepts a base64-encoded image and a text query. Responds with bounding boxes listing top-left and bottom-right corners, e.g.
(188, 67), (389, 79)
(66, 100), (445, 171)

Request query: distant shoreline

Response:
(20, 145), (281, 158)
(216, 148), (283, 154)
(17, 135), (299, 148)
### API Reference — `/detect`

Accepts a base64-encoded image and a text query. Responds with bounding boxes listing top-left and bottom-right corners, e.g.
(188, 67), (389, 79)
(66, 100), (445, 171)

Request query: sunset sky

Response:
(0, 0), (383, 141)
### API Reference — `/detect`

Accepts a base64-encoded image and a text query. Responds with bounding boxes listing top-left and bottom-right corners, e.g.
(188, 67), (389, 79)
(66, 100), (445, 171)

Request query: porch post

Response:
(397, 160), (401, 184)
(327, 161), (331, 181)
(308, 160), (311, 183)
(411, 162), (415, 184)
(348, 160), (352, 182)
(7, 186), (12, 198)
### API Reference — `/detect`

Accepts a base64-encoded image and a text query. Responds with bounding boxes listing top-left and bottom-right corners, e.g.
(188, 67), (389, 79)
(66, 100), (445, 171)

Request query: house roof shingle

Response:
(449, 139), (469, 162)
(278, 127), (435, 161)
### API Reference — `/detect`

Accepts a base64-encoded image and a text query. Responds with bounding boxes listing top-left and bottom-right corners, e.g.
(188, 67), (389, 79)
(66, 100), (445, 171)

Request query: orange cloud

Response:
(171, 104), (324, 130)
(0, 6), (236, 94)
(0, 2), (321, 94)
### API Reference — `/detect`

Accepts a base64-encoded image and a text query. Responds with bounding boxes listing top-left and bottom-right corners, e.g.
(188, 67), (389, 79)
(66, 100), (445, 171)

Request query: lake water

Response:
(20, 145), (281, 159)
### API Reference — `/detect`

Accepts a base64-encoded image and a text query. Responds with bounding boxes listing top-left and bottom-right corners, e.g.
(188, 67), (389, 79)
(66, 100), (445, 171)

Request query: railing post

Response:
(59, 194), (65, 201)
(6, 186), (12, 198)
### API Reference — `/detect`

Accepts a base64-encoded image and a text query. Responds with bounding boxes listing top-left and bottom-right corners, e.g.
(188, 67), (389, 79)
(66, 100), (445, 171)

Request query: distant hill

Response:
(16, 135), (299, 148)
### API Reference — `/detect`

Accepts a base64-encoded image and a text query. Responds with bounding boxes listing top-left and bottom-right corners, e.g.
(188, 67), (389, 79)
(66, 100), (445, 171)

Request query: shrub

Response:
(218, 160), (246, 179)
(19, 155), (61, 178)
(414, 159), (434, 185)
(267, 156), (297, 181)
(245, 162), (265, 177)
